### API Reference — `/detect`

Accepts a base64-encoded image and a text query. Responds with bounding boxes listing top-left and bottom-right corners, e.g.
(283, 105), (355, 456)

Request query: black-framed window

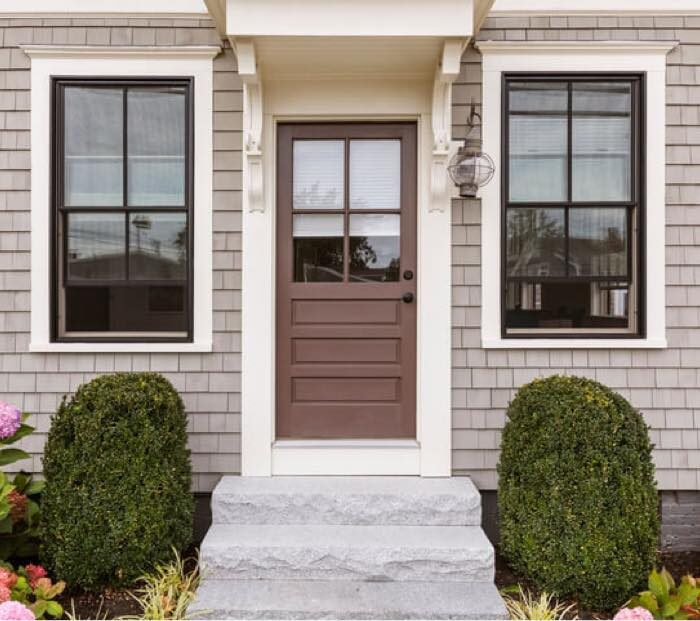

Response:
(502, 75), (644, 338)
(52, 78), (194, 342)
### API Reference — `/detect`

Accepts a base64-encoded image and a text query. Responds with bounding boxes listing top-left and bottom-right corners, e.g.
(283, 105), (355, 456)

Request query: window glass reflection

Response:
(64, 87), (123, 206)
(349, 140), (401, 210)
(67, 213), (125, 280)
(293, 214), (344, 282)
(349, 214), (400, 282)
(129, 212), (187, 280)
(506, 208), (566, 277)
(293, 140), (344, 210)
(569, 208), (627, 277)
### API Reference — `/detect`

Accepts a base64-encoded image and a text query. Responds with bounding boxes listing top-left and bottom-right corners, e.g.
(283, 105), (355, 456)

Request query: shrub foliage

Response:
(498, 375), (658, 610)
(40, 373), (193, 590)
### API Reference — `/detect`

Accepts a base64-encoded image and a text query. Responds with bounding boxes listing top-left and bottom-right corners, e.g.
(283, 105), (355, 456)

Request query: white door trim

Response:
(240, 64), (457, 476)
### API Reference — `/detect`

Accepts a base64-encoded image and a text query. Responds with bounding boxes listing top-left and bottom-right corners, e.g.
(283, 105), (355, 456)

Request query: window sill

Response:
(29, 341), (212, 353)
(482, 337), (667, 350)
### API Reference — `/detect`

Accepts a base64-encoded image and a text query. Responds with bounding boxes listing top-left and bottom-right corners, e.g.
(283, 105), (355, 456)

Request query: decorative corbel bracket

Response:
(234, 38), (265, 213)
(430, 39), (467, 212)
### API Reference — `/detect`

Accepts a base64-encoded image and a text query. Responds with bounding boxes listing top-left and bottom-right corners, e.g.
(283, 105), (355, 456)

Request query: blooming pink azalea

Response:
(0, 403), (21, 440)
(0, 586), (10, 605)
(0, 601), (34, 621)
(614, 607), (655, 620)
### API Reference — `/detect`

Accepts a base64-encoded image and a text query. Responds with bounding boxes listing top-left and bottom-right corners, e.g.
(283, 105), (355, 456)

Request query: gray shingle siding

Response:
(0, 18), (241, 492)
(451, 15), (700, 490)
(0, 13), (698, 495)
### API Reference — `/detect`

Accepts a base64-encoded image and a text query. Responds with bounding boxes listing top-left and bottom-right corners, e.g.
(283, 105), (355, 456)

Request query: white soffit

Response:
(491, 0), (700, 15)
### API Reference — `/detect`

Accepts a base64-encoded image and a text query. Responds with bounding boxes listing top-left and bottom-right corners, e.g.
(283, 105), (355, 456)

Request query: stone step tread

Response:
(189, 579), (509, 620)
(201, 523), (493, 551)
(212, 476), (481, 526)
(200, 524), (494, 583)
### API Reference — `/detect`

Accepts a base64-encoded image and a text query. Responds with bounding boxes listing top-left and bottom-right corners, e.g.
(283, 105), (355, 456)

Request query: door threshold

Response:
(271, 439), (420, 476)
(274, 439), (419, 449)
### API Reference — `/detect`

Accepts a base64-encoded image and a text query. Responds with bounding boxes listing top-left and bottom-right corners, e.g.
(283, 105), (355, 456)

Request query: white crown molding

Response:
(20, 45), (221, 59)
(477, 40), (679, 54)
(490, 0), (700, 15)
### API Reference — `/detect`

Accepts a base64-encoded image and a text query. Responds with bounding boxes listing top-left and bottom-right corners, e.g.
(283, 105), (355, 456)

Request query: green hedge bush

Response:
(40, 372), (193, 590)
(498, 375), (658, 610)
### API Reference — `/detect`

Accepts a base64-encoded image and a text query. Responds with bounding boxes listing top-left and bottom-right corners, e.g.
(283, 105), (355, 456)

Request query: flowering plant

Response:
(0, 601), (35, 620)
(625, 569), (700, 620)
(0, 403), (43, 561)
(0, 564), (64, 620)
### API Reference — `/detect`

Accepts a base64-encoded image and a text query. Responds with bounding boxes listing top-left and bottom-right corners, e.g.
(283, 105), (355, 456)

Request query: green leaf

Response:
(661, 596), (682, 618)
(0, 516), (13, 535)
(662, 569), (677, 592)
(650, 570), (669, 599)
(0, 448), (31, 467)
(2, 425), (35, 446)
(33, 600), (47, 620)
(45, 601), (62, 618)
(25, 480), (45, 495)
(640, 592), (659, 614)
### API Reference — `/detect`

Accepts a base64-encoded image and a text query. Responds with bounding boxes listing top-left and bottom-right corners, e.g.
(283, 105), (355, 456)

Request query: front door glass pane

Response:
(349, 214), (400, 282)
(293, 214), (344, 282)
(64, 87), (123, 206)
(349, 140), (401, 210)
(293, 140), (344, 210)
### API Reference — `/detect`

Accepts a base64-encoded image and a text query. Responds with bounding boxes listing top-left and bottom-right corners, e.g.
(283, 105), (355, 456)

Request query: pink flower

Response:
(0, 586), (10, 604)
(0, 403), (21, 440)
(22, 565), (46, 590)
(0, 570), (16, 590)
(0, 601), (34, 620)
(614, 607), (655, 620)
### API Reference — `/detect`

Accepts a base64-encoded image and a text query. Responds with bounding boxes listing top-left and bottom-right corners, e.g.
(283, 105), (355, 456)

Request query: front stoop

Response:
(188, 477), (508, 620)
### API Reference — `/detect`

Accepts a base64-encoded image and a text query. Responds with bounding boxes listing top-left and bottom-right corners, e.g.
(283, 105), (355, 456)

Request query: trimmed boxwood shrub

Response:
(40, 372), (193, 590)
(498, 375), (658, 610)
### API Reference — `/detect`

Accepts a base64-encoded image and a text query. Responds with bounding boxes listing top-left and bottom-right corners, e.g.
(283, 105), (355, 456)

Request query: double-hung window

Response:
(503, 75), (643, 338)
(52, 79), (193, 342)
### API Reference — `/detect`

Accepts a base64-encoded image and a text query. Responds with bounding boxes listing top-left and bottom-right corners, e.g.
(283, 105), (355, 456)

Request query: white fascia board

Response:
(490, 0), (700, 15)
(227, 0), (474, 38)
(477, 40), (675, 350)
(27, 46), (219, 354)
(1, 0), (208, 15)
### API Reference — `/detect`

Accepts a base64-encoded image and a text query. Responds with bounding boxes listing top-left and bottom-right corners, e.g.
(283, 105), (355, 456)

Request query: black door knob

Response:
(403, 270), (414, 281)
(402, 292), (414, 304)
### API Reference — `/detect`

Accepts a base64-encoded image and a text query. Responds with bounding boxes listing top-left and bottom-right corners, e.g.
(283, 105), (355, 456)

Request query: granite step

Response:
(199, 523), (495, 582)
(211, 476), (481, 526)
(189, 579), (509, 620)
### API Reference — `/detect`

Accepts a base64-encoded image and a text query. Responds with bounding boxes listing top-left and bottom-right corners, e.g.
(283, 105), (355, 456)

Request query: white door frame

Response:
(239, 41), (463, 476)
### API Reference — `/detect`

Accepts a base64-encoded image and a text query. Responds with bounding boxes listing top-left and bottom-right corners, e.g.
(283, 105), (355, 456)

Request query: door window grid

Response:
(502, 75), (642, 337)
(292, 138), (402, 283)
(53, 79), (193, 342)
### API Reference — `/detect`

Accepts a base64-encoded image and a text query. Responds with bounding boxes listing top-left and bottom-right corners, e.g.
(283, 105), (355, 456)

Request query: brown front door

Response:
(276, 123), (417, 439)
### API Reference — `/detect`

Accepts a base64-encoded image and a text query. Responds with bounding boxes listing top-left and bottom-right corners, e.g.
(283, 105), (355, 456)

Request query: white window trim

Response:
(23, 45), (220, 353)
(477, 40), (676, 349)
(490, 0), (700, 15)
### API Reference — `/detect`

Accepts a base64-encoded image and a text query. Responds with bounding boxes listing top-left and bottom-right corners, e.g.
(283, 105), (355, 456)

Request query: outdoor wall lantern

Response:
(447, 105), (495, 198)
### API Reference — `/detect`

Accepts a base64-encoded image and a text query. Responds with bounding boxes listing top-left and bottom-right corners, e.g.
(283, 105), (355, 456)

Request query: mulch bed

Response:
(44, 548), (700, 619)
(495, 549), (700, 620)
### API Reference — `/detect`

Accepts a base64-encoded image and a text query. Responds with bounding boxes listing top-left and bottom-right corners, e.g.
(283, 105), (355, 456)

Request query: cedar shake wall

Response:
(0, 18), (242, 492)
(0, 13), (699, 495)
(451, 15), (700, 490)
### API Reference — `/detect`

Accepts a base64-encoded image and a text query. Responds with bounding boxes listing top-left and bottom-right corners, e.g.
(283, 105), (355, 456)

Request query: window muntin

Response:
(503, 76), (641, 337)
(53, 79), (193, 342)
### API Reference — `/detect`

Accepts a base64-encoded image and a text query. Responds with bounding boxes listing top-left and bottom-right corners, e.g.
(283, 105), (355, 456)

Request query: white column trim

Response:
(25, 46), (218, 353)
(477, 40), (676, 349)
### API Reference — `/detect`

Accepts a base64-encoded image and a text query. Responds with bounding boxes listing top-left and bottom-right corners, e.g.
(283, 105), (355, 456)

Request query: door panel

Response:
(276, 123), (417, 439)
